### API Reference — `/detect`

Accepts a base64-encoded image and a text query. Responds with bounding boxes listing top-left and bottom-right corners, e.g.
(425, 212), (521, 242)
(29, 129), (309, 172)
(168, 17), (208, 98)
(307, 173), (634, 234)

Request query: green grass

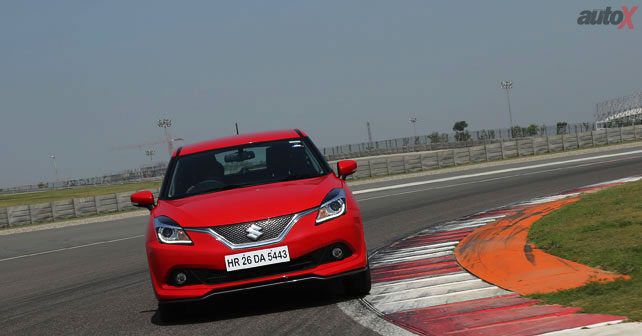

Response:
(0, 181), (161, 207)
(528, 180), (642, 321)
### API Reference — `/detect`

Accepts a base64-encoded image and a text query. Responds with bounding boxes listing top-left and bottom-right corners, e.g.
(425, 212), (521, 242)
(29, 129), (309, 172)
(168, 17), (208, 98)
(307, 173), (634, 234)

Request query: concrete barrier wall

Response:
(7, 205), (30, 227)
(116, 192), (136, 211)
(30, 203), (53, 223)
(1, 188), (160, 228)
(3, 124), (642, 227)
(0, 207), (8, 228)
(331, 125), (642, 181)
(74, 197), (97, 217)
(323, 123), (599, 161)
(96, 194), (119, 213)
(53, 199), (75, 221)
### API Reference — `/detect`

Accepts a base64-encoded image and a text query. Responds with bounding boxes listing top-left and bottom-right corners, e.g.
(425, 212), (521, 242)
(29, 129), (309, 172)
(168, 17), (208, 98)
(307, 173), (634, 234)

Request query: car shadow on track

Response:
(149, 281), (355, 326)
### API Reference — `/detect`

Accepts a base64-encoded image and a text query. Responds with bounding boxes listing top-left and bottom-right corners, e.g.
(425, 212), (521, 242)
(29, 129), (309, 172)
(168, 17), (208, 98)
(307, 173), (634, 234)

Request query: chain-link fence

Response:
(0, 163), (167, 195)
(321, 122), (596, 160)
(4, 121), (636, 194)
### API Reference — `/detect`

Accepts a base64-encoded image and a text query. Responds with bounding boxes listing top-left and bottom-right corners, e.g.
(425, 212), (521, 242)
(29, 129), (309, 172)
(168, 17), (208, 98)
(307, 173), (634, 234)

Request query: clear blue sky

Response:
(1, 1), (640, 187)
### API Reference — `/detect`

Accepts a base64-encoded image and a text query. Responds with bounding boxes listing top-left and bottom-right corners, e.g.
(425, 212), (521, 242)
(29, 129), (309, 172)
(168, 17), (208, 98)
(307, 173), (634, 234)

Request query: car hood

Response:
(155, 174), (342, 228)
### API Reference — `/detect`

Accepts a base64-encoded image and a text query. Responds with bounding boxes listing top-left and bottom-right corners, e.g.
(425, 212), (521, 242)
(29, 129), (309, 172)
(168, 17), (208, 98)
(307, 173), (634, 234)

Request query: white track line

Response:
(586, 176), (642, 187)
(0, 235), (144, 262)
(355, 159), (632, 203)
(541, 321), (638, 335)
(518, 193), (578, 205)
(354, 150), (642, 195)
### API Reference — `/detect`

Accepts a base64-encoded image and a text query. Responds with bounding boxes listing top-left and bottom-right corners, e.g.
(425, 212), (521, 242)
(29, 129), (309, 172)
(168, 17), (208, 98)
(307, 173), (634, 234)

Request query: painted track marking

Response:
(0, 235), (144, 263)
(355, 154), (642, 200)
(362, 178), (640, 335)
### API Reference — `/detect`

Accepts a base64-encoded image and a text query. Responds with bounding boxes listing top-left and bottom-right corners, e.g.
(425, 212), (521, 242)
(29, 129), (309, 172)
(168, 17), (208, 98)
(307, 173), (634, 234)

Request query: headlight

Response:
(153, 216), (192, 244)
(316, 189), (347, 224)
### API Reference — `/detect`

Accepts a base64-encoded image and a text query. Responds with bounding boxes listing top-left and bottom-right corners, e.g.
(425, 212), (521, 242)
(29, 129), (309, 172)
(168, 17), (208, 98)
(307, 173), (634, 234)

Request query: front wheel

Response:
(344, 267), (371, 297)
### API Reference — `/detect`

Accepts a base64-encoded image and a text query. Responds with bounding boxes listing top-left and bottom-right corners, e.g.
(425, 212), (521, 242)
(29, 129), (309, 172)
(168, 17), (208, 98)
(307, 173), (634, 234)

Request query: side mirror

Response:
(337, 160), (357, 180)
(131, 190), (155, 210)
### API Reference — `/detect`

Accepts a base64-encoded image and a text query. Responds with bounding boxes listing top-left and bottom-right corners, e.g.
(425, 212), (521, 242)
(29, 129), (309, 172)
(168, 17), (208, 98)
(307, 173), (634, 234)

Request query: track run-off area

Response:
(362, 177), (640, 335)
(2, 145), (642, 335)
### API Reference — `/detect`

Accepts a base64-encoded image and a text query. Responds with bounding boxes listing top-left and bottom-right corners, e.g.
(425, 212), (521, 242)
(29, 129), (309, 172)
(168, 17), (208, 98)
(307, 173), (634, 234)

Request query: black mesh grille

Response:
(211, 214), (295, 244)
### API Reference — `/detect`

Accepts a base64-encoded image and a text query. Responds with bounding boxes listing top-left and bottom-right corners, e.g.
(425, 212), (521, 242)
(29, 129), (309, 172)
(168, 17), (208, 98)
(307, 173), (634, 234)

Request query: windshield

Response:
(165, 138), (330, 199)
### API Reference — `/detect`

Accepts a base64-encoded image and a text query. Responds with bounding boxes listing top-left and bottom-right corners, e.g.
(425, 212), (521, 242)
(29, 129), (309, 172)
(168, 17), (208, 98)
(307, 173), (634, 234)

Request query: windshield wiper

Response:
(273, 174), (322, 183)
(186, 183), (253, 196)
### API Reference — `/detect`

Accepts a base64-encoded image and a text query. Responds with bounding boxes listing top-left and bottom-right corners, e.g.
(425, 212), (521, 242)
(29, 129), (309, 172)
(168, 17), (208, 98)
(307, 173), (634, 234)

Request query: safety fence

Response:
(0, 123), (631, 194)
(0, 164), (166, 195)
(2, 125), (642, 227)
(0, 189), (159, 228)
(339, 124), (642, 180)
(322, 123), (596, 161)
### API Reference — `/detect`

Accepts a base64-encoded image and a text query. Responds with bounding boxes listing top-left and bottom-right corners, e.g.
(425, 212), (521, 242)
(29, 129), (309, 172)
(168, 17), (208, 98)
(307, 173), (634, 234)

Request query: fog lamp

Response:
(332, 247), (344, 260)
(175, 272), (187, 285)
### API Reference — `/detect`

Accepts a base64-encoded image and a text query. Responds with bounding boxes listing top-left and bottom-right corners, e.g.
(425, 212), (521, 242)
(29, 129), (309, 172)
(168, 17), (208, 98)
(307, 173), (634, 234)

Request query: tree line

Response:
(425, 121), (592, 144)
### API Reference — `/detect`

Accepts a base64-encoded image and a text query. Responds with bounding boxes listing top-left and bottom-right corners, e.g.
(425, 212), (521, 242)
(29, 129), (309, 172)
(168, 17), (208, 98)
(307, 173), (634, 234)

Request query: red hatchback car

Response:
(131, 129), (370, 321)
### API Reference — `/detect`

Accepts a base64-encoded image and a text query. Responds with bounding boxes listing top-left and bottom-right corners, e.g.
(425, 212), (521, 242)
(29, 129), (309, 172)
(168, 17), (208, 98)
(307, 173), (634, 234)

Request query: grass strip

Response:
(0, 181), (161, 207)
(529, 180), (642, 321)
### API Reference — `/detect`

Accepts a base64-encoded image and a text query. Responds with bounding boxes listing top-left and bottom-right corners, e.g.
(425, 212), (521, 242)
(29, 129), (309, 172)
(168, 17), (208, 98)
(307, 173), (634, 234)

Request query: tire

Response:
(344, 267), (372, 297)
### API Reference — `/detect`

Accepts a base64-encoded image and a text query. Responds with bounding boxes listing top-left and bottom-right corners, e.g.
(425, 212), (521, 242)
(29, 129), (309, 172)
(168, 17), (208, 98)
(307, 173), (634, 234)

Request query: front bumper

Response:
(160, 266), (370, 304)
(146, 208), (367, 302)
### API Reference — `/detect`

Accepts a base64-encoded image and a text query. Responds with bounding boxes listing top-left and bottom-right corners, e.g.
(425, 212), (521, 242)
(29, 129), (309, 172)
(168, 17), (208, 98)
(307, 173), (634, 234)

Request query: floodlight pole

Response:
(49, 155), (59, 183)
(409, 116), (418, 138)
(157, 119), (173, 156)
(500, 80), (514, 137)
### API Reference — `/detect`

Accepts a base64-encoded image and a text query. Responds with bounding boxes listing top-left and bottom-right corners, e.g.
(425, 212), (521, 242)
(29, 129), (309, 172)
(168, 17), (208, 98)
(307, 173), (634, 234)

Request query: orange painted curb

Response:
(455, 197), (630, 295)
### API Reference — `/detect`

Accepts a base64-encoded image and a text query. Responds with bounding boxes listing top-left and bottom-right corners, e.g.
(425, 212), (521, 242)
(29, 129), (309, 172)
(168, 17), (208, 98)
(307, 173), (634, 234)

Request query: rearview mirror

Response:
(224, 150), (255, 162)
(337, 160), (357, 180)
(131, 190), (155, 210)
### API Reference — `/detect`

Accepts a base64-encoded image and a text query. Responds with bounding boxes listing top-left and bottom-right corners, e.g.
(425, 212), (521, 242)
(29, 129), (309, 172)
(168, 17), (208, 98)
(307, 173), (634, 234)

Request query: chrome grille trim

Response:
(186, 208), (317, 250)
(211, 214), (294, 244)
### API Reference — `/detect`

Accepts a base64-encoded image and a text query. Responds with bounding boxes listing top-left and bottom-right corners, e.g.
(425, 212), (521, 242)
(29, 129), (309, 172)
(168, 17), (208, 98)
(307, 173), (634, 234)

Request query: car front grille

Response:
(210, 214), (295, 245)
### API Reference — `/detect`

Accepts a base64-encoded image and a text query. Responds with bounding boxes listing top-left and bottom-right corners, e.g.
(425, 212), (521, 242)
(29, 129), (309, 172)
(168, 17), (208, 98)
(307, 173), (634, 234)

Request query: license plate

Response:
(225, 246), (290, 272)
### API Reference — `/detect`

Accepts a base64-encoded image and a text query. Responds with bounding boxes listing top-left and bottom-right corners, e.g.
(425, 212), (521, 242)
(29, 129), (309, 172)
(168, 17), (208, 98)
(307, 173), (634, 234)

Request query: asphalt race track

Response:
(2, 147), (642, 335)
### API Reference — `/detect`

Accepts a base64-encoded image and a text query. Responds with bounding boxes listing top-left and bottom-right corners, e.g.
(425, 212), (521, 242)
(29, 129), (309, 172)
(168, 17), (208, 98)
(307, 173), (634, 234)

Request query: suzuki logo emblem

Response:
(246, 224), (264, 241)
